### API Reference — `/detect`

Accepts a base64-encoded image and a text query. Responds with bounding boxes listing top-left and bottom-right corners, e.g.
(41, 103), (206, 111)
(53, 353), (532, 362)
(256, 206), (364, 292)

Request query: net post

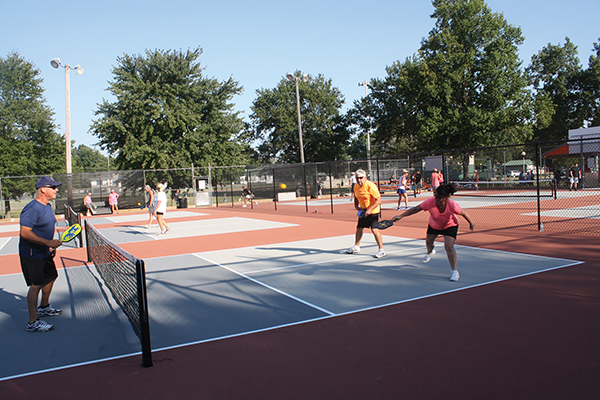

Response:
(136, 259), (153, 367)
(77, 206), (83, 248)
(84, 220), (91, 263)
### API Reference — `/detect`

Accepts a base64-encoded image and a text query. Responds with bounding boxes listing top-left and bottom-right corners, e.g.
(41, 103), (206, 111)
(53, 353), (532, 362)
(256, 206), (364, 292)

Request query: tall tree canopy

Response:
(526, 38), (585, 142)
(581, 39), (600, 127)
(90, 48), (253, 171)
(0, 52), (64, 196)
(247, 72), (349, 163)
(361, 0), (532, 154)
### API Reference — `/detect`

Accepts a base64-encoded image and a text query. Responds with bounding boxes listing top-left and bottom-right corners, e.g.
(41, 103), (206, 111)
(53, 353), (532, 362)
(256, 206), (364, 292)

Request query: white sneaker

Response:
(450, 270), (460, 281)
(243, 204), (247, 208)
(423, 249), (436, 263)
(374, 249), (386, 258)
(26, 319), (54, 332)
(346, 245), (360, 254)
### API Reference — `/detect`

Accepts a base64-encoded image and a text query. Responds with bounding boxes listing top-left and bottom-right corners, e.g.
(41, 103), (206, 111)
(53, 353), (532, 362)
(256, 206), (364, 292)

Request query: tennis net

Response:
(85, 220), (152, 367)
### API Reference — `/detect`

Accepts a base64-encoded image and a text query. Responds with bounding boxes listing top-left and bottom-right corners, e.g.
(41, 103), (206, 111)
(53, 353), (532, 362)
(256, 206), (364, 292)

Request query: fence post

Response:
(272, 168), (277, 211)
(328, 162), (334, 214)
(536, 143), (543, 231)
(303, 163), (308, 213)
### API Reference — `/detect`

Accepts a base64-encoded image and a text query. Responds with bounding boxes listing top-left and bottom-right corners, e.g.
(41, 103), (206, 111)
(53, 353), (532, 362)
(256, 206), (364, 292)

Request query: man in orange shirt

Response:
(346, 169), (386, 258)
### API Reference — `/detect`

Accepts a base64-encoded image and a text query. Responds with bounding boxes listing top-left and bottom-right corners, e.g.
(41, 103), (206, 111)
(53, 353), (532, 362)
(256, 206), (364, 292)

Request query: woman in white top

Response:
(154, 183), (171, 235)
(396, 170), (409, 210)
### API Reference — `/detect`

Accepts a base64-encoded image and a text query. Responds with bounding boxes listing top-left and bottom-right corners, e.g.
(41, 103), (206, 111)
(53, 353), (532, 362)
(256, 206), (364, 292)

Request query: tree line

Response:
(1, 0), (599, 194)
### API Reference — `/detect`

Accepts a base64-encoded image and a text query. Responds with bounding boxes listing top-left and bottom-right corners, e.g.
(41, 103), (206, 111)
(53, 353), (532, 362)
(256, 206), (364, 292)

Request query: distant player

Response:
(241, 185), (255, 207)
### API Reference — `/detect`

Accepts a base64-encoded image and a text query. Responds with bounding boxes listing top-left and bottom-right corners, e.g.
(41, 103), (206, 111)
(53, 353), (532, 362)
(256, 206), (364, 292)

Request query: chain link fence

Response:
(2, 138), (599, 235)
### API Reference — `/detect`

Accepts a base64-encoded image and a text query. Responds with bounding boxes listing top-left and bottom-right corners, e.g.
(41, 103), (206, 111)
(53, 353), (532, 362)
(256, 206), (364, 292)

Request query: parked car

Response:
(506, 170), (521, 177)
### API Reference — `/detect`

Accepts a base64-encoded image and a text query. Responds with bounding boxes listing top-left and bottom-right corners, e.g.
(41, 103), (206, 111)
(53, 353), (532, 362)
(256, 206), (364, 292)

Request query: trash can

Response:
(178, 197), (188, 208)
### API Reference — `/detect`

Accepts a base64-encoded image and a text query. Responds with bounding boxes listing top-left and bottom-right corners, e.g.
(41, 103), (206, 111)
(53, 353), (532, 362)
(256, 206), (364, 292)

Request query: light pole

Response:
(358, 80), (372, 176)
(522, 151), (526, 174)
(286, 73), (308, 164)
(51, 58), (84, 174)
(51, 58), (84, 207)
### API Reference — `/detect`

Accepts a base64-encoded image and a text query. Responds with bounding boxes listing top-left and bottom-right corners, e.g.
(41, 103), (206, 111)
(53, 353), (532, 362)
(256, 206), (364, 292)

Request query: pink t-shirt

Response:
(109, 192), (118, 204)
(431, 172), (440, 188)
(420, 196), (461, 230)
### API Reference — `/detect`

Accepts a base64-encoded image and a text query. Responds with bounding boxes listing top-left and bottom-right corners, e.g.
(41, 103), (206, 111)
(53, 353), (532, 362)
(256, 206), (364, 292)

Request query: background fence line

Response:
(1, 138), (599, 235)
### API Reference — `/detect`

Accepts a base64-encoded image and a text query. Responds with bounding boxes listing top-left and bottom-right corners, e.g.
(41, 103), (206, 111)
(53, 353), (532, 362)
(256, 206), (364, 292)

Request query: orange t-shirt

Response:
(354, 180), (381, 214)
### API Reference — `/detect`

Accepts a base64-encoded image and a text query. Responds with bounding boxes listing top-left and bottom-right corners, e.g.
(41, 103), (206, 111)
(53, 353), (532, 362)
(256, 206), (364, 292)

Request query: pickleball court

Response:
(0, 196), (598, 399)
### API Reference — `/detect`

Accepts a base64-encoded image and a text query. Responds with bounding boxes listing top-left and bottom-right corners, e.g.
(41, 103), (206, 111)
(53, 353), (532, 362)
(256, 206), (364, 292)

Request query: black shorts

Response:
(357, 212), (380, 229)
(20, 255), (58, 287)
(427, 224), (459, 239)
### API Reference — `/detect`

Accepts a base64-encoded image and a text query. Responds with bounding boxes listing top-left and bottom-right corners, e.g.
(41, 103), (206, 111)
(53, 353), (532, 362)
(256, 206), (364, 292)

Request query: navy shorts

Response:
(357, 212), (380, 229)
(426, 224), (459, 239)
(20, 255), (58, 287)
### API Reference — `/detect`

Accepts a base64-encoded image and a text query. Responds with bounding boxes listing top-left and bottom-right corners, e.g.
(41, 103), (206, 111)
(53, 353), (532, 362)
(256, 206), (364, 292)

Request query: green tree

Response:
(526, 38), (584, 141)
(247, 72), (349, 163)
(360, 0), (532, 158)
(90, 48), (253, 185)
(0, 52), (64, 198)
(72, 144), (112, 172)
(581, 39), (600, 126)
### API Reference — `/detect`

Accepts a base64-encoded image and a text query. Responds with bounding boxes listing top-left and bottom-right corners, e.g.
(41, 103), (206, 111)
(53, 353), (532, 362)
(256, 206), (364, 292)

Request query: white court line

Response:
(0, 224), (20, 233)
(193, 253), (336, 316)
(0, 237), (11, 252)
(0, 235), (584, 382)
(105, 211), (206, 223)
(523, 204), (600, 219)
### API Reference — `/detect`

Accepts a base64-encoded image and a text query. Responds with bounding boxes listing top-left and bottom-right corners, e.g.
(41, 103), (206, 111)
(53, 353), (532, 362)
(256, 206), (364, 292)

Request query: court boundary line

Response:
(0, 237), (11, 252)
(0, 236), (584, 383)
(192, 253), (336, 316)
(0, 256), (583, 383)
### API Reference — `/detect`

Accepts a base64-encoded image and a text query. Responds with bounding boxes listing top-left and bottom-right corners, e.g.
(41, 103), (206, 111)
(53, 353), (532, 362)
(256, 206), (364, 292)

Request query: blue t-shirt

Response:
(19, 199), (57, 258)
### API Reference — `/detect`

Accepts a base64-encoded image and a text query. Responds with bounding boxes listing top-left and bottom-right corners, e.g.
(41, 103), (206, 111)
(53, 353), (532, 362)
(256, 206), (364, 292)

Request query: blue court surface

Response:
(0, 216), (581, 381)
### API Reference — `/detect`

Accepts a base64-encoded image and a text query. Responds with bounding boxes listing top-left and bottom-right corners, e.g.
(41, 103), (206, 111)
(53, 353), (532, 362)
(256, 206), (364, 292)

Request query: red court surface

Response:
(1, 201), (599, 399)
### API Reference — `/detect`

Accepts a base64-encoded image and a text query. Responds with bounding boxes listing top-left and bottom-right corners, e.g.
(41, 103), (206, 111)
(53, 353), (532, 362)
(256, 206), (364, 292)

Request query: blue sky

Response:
(1, 0), (599, 153)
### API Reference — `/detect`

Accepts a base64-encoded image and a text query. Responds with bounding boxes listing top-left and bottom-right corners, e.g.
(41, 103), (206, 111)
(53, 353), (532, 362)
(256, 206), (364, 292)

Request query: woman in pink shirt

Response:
(430, 168), (442, 194)
(108, 190), (119, 214)
(392, 184), (474, 281)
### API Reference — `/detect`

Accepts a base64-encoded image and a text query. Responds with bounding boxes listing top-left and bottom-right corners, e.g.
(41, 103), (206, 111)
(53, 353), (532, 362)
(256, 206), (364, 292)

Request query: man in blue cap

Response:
(20, 176), (64, 332)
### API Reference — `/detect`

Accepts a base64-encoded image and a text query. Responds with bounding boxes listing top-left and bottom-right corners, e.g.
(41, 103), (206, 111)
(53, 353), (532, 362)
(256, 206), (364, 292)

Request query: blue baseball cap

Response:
(35, 176), (63, 189)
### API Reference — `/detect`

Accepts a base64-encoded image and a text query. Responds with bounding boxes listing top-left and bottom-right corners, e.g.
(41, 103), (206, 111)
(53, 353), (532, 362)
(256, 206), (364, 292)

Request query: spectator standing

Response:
(108, 190), (119, 214)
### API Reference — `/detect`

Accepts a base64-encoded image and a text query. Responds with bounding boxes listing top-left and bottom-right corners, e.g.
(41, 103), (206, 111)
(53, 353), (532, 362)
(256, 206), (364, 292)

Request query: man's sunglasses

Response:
(44, 185), (59, 190)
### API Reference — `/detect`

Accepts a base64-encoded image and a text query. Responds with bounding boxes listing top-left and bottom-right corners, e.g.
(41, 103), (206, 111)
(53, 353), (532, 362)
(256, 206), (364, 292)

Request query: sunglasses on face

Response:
(357, 176), (366, 180)
(44, 185), (59, 190)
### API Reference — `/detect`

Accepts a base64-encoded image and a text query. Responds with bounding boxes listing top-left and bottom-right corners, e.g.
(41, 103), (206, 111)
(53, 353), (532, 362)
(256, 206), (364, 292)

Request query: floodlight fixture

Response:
(50, 58), (61, 69)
